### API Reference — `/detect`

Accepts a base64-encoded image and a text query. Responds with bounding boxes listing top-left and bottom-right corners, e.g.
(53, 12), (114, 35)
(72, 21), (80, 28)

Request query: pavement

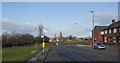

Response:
(22, 47), (49, 63)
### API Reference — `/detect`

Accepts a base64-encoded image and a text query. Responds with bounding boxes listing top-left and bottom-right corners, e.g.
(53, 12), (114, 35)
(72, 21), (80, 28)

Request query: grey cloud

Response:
(1, 19), (55, 37)
(2, 19), (38, 34)
(85, 12), (118, 26)
(62, 25), (92, 37)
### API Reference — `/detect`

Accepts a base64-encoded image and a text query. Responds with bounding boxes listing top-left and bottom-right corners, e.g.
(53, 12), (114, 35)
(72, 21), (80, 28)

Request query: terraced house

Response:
(93, 19), (120, 44)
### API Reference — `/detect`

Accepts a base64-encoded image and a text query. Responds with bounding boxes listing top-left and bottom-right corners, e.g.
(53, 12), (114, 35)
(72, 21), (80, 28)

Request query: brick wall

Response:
(104, 28), (120, 42)
(93, 28), (103, 43)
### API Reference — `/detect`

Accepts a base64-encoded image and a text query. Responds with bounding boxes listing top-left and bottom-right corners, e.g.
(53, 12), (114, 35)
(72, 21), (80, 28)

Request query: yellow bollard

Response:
(43, 47), (44, 52)
(42, 42), (45, 52)
(41, 35), (45, 52)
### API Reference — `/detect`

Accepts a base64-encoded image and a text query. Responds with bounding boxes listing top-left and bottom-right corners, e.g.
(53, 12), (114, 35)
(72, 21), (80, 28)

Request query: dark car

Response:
(93, 42), (106, 50)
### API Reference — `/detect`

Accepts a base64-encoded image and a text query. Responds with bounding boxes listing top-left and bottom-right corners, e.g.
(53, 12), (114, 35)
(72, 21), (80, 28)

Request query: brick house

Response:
(103, 20), (120, 43)
(93, 26), (107, 42)
(93, 20), (120, 44)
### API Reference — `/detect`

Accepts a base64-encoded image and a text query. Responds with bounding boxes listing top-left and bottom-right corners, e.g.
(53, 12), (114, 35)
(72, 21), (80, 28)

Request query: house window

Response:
(113, 37), (117, 42)
(114, 28), (117, 33)
(109, 29), (111, 33)
(105, 37), (108, 42)
(94, 38), (96, 41)
(101, 31), (104, 35)
(105, 30), (107, 34)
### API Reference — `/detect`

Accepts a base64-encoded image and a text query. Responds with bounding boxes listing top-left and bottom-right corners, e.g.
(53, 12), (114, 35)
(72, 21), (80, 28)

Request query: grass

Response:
(65, 41), (89, 45)
(2, 46), (41, 61)
(57, 43), (64, 45)
(30, 43), (42, 47)
(31, 42), (64, 47)
(2, 42), (64, 61)
(45, 43), (64, 46)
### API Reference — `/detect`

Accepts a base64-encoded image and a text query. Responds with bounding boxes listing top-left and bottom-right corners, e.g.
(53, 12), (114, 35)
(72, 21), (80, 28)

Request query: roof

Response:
(105, 21), (120, 29)
(95, 26), (108, 31)
(50, 37), (55, 39)
(56, 36), (60, 39)
(95, 20), (120, 31)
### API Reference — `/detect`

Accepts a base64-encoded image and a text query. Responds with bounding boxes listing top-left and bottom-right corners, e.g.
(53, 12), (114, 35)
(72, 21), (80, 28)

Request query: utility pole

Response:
(90, 10), (94, 45)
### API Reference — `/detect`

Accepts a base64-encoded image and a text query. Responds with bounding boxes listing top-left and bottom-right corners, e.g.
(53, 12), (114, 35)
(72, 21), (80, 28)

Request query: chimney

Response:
(112, 19), (115, 23)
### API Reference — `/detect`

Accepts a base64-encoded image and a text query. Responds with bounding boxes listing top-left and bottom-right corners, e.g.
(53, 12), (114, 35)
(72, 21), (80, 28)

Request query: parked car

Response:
(93, 42), (106, 50)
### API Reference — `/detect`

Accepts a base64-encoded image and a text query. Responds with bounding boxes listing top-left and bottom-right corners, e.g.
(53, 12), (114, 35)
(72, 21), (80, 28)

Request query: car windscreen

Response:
(97, 43), (102, 45)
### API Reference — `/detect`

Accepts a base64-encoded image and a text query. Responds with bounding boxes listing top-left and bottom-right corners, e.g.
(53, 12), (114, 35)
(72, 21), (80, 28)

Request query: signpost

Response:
(41, 35), (45, 52)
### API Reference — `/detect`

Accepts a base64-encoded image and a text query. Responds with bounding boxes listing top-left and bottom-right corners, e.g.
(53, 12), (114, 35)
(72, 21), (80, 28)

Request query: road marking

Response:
(29, 57), (38, 61)
(58, 47), (80, 61)
(76, 45), (87, 46)
(76, 45), (91, 47)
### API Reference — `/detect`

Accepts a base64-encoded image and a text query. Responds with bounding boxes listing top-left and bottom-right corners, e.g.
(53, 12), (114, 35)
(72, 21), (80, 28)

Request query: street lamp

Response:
(74, 17), (78, 40)
(74, 22), (77, 41)
(90, 10), (94, 45)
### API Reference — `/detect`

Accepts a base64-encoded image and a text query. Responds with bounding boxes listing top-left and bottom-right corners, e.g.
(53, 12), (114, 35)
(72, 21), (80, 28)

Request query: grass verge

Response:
(2, 46), (41, 61)
(46, 43), (64, 46)
(65, 41), (89, 45)
(2, 42), (64, 61)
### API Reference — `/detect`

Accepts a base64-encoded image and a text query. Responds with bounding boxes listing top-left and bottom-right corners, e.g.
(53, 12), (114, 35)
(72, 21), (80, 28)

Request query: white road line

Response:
(76, 45), (87, 46)
(76, 45), (91, 47)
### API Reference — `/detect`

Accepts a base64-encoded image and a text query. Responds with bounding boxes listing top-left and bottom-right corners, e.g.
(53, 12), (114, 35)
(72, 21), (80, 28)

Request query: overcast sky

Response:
(2, 2), (118, 38)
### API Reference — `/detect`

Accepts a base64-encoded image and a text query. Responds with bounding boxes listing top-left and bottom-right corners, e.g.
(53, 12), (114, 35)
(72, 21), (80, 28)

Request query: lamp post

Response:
(74, 17), (79, 41)
(90, 10), (94, 45)
(74, 22), (77, 41)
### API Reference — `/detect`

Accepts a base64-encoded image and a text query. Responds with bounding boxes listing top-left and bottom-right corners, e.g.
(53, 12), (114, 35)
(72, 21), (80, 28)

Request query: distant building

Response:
(49, 37), (54, 42)
(78, 37), (91, 41)
(93, 19), (120, 43)
(49, 32), (63, 42)
(64, 35), (77, 41)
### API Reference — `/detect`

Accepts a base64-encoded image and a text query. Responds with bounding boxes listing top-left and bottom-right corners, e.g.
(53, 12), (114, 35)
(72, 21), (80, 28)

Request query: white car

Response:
(93, 42), (106, 50)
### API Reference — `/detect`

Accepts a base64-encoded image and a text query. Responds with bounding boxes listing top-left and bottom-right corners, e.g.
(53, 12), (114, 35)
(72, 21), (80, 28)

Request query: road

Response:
(45, 45), (118, 62)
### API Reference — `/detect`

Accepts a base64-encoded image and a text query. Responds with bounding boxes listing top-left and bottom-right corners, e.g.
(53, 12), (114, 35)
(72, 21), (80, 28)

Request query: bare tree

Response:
(38, 24), (44, 36)
(59, 31), (63, 41)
